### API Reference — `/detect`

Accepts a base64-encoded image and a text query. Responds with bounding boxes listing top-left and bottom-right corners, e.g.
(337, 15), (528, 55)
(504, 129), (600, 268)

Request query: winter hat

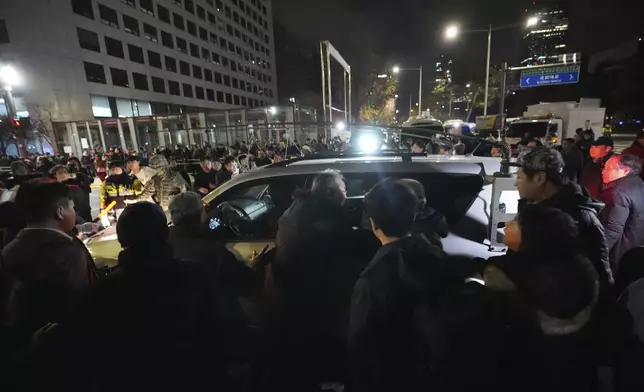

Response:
(148, 154), (169, 169)
(117, 202), (168, 248)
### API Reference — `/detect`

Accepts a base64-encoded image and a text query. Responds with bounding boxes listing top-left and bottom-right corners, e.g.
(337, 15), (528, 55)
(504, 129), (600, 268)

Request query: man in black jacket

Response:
(599, 154), (644, 270)
(580, 136), (614, 199)
(215, 156), (237, 186)
(0, 182), (95, 349)
(349, 179), (457, 392)
(271, 169), (378, 391)
(193, 156), (218, 197)
(516, 147), (614, 290)
(48, 202), (237, 391)
(167, 191), (259, 296)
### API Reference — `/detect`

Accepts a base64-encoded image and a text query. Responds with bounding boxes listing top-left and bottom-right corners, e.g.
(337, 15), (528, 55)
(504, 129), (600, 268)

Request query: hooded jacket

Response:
(600, 175), (644, 269)
(535, 182), (613, 288)
(483, 251), (600, 392)
(348, 234), (464, 392)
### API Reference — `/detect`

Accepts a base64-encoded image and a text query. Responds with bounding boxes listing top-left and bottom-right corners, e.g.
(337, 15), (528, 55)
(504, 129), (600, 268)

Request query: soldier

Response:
(148, 155), (189, 216)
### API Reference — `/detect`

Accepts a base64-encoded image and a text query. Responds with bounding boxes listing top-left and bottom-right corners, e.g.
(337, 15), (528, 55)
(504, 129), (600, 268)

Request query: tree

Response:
(0, 103), (55, 157)
(357, 74), (398, 124)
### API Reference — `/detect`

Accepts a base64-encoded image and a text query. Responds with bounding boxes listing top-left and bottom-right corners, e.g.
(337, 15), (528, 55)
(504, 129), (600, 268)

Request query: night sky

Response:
(273, 0), (641, 100)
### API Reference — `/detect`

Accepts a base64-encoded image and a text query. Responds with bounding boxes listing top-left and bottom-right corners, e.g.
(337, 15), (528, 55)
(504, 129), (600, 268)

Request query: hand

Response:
(209, 183), (216, 189)
(123, 199), (137, 205)
(199, 187), (209, 194)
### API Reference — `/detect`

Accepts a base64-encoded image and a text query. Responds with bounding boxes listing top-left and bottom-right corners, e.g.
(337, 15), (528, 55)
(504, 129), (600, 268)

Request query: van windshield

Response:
(507, 122), (550, 138)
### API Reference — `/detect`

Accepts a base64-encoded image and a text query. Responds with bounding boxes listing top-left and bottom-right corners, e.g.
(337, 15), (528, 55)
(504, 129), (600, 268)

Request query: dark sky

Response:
(273, 0), (641, 84)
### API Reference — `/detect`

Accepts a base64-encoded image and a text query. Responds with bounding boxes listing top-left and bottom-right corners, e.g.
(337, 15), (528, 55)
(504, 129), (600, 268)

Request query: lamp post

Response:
(392, 65), (423, 116)
(444, 17), (539, 115)
(0, 64), (27, 157)
(0, 65), (19, 121)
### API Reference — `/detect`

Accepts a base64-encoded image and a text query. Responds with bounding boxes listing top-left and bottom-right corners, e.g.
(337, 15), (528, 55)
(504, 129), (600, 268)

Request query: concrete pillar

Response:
(186, 114), (196, 145)
(97, 120), (107, 152)
(224, 111), (231, 145)
(156, 119), (165, 147)
(127, 118), (139, 151)
(285, 107), (296, 142)
(64, 123), (74, 156)
(70, 123), (83, 157)
(116, 120), (127, 149)
(240, 109), (247, 143)
(198, 113), (207, 145)
(85, 121), (94, 150)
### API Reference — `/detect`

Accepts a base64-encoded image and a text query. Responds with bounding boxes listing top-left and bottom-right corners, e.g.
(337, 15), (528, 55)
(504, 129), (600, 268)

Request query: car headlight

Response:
(357, 134), (380, 153)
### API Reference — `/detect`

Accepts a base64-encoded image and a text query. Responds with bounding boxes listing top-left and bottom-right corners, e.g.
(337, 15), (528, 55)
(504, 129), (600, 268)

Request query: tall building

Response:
(522, 2), (570, 65)
(430, 55), (453, 119)
(434, 55), (452, 87)
(0, 0), (277, 151)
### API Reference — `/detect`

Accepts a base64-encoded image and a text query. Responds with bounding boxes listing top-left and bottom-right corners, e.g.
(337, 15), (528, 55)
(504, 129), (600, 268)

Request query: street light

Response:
(268, 106), (277, 115)
(443, 17), (539, 115)
(391, 65), (423, 116)
(0, 65), (19, 88)
(445, 25), (459, 40)
(466, 83), (471, 88)
(526, 17), (539, 27)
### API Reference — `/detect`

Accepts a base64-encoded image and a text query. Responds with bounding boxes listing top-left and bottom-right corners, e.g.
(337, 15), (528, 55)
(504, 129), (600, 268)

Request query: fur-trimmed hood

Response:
(484, 253), (599, 336)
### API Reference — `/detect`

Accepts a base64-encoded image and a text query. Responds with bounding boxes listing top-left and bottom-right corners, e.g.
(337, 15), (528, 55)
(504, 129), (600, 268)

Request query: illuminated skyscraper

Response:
(522, 2), (570, 65)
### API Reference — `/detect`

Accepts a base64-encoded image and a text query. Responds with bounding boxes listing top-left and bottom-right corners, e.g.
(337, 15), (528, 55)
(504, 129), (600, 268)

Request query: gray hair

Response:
(517, 147), (566, 185)
(311, 169), (345, 197)
(169, 192), (204, 226)
(10, 161), (30, 177)
(617, 154), (643, 176)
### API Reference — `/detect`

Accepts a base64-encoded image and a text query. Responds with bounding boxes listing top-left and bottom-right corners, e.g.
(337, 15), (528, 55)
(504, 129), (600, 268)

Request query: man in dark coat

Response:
(193, 156), (218, 197)
(580, 136), (614, 199)
(270, 169), (378, 390)
(0, 182), (95, 348)
(48, 202), (238, 391)
(349, 179), (461, 392)
(50, 165), (92, 222)
(168, 192), (260, 296)
(599, 154), (644, 270)
(516, 147), (613, 290)
(561, 137), (584, 183)
(215, 155), (237, 186)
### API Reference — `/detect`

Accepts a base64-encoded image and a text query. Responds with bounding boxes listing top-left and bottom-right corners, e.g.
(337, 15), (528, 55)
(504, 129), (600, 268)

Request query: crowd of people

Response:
(1, 130), (644, 391)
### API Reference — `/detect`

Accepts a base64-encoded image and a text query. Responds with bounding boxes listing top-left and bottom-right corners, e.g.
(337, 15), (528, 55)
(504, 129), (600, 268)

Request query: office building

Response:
(0, 0), (277, 152)
(522, 2), (570, 65)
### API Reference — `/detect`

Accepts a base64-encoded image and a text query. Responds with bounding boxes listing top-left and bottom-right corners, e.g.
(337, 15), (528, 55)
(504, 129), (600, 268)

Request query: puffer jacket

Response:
(534, 182), (614, 289)
(599, 175), (644, 270)
(149, 168), (188, 214)
(484, 251), (600, 392)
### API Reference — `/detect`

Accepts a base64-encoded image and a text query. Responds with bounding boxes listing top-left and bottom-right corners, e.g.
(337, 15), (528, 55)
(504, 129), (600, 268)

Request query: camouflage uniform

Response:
(148, 155), (188, 215)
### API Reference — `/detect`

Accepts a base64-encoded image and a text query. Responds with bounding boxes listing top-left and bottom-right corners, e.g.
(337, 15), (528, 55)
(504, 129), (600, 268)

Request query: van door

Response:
(488, 176), (519, 251)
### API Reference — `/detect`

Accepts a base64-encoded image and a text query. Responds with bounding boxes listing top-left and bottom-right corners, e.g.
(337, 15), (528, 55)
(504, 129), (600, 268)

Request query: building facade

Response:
(0, 0), (277, 153)
(522, 2), (570, 66)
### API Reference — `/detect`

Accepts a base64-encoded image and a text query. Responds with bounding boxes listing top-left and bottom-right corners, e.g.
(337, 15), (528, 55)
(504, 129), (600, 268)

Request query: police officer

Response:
(99, 160), (146, 221)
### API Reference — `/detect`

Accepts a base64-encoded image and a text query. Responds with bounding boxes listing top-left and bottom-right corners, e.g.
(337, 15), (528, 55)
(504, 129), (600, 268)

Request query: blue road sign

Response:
(520, 65), (581, 88)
